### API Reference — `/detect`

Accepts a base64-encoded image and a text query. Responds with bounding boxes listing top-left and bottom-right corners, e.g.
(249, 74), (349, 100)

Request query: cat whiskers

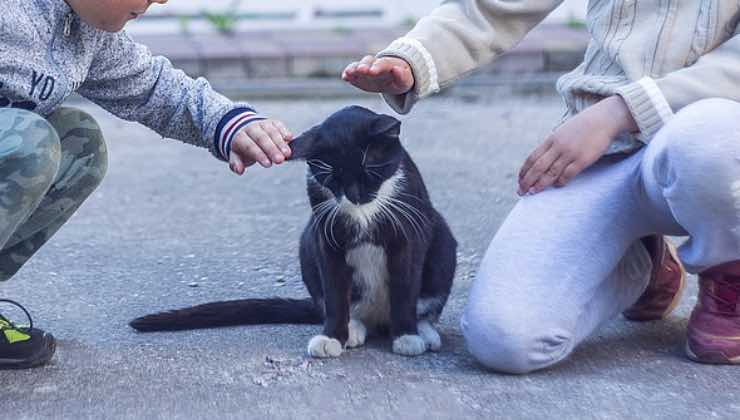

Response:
(366, 169), (385, 182)
(375, 194), (429, 241)
(327, 205), (341, 249)
(309, 200), (336, 233)
(307, 159), (333, 172)
(385, 197), (428, 240)
(365, 161), (394, 169)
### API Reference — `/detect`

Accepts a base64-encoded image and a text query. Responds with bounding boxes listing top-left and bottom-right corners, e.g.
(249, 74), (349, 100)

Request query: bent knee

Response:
(461, 306), (575, 374)
(647, 99), (740, 195)
(655, 98), (740, 162)
(0, 108), (61, 178)
(49, 107), (109, 180)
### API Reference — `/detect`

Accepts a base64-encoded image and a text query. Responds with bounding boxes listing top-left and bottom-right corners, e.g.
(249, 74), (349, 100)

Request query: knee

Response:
(654, 98), (740, 167)
(49, 107), (108, 185)
(460, 301), (575, 375)
(647, 99), (740, 198)
(0, 108), (61, 181)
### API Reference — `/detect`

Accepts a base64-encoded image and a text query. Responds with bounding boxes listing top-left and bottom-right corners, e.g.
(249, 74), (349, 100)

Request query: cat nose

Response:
(345, 185), (362, 204)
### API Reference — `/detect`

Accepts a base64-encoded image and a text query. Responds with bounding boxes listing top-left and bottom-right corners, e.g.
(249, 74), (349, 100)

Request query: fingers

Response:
(518, 143), (588, 194)
(555, 162), (583, 187)
(229, 150), (245, 175)
(343, 56), (414, 94)
(358, 55), (378, 74)
(229, 119), (295, 172)
(272, 120), (294, 143)
(530, 154), (570, 193)
(343, 55), (375, 79)
(231, 130), (270, 168)
(250, 126), (285, 165)
(518, 138), (552, 181)
(518, 141), (559, 195)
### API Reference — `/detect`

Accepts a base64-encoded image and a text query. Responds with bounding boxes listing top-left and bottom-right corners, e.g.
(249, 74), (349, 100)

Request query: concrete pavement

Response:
(1, 92), (739, 419)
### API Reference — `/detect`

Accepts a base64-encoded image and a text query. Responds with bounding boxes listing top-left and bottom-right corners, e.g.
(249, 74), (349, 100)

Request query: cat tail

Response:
(128, 298), (322, 332)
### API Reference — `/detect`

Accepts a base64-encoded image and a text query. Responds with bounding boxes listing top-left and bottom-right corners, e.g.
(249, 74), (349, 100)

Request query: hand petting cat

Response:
(517, 95), (638, 195)
(341, 57), (639, 197)
(228, 119), (294, 175)
(342, 55), (415, 95)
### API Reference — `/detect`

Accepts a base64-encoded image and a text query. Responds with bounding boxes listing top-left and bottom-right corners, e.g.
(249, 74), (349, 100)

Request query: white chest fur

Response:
(338, 169), (404, 231)
(346, 244), (391, 327)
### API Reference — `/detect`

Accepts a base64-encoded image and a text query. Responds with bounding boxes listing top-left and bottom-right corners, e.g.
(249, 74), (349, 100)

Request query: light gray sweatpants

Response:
(461, 98), (740, 374)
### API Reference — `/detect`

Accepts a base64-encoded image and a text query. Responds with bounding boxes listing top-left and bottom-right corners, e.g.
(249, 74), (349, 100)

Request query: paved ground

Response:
(1, 92), (739, 419)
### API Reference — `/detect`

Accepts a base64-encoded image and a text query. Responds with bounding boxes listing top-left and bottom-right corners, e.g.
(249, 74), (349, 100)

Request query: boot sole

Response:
(685, 341), (740, 365)
(0, 333), (56, 370)
(659, 242), (686, 319)
(623, 241), (687, 322)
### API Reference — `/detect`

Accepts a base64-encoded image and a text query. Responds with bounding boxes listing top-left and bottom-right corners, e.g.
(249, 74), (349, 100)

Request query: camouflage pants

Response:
(0, 107), (107, 282)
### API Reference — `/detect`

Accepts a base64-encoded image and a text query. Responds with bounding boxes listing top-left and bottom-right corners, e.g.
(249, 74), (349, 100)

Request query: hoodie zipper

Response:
(63, 13), (72, 37)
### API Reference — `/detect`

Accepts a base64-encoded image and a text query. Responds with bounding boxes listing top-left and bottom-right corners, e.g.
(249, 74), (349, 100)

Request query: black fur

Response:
(129, 298), (321, 331)
(130, 106), (457, 353)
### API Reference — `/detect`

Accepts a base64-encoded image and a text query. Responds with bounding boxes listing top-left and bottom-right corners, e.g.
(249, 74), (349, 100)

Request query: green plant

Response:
(565, 14), (587, 30)
(203, 0), (242, 35)
(177, 15), (191, 35)
(332, 26), (353, 35)
(401, 16), (418, 29)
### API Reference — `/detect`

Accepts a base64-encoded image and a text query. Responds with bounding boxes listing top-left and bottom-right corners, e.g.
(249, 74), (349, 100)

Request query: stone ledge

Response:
(132, 24), (588, 80)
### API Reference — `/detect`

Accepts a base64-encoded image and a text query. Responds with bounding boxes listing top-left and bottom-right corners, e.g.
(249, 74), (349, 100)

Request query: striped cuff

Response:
(214, 108), (267, 161)
(615, 77), (674, 141)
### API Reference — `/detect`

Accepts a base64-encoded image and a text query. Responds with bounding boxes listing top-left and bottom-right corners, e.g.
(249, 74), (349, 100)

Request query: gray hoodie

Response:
(0, 0), (263, 161)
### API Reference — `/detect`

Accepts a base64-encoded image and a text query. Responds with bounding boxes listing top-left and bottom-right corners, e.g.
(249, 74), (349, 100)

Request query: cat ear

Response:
(288, 125), (319, 161)
(370, 114), (401, 139)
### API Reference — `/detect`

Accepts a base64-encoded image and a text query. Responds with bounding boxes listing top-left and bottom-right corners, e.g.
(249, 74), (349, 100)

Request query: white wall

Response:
(129, 0), (588, 34)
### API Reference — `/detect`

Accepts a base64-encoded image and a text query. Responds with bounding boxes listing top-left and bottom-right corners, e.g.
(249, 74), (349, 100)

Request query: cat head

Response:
(289, 106), (403, 205)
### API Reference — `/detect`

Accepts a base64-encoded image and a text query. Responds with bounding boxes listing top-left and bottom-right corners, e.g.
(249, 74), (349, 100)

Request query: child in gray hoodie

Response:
(345, 0), (740, 371)
(0, 0), (293, 369)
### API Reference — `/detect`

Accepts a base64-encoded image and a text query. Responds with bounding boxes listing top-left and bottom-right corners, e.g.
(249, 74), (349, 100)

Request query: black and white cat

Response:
(130, 106), (457, 358)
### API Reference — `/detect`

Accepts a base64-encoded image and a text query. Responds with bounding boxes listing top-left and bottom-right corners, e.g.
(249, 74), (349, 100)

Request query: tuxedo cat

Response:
(130, 106), (457, 358)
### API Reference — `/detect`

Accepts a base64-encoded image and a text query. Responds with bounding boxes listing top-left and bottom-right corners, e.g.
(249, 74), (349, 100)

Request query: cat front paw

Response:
(418, 321), (442, 352)
(307, 335), (344, 358)
(392, 334), (427, 357)
(346, 319), (367, 349)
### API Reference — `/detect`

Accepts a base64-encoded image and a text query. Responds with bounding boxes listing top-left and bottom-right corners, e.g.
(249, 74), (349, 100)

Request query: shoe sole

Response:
(685, 341), (740, 365)
(624, 241), (687, 322)
(0, 333), (56, 370)
(659, 241), (686, 319)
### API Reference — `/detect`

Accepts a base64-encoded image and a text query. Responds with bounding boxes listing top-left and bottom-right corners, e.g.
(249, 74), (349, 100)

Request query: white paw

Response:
(392, 334), (427, 357)
(307, 335), (343, 358)
(417, 321), (442, 352)
(346, 319), (367, 349)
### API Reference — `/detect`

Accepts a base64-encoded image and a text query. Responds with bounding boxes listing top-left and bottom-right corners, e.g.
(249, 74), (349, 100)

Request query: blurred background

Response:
(125, 0), (590, 96)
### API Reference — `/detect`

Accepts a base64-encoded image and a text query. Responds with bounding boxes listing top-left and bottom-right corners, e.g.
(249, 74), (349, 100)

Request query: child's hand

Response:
(342, 56), (415, 95)
(518, 96), (638, 195)
(229, 119), (294, 175)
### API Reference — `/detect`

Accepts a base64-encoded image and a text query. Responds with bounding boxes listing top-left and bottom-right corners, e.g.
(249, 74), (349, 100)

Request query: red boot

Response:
(623, 236), (686, 321)
(686, 261), (740, 364)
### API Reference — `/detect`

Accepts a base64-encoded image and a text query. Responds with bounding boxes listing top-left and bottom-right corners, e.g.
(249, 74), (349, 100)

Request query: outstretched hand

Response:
(518, 95), (638, 195)
(229, 119), (294, 175)
(342, 55), (415, 95)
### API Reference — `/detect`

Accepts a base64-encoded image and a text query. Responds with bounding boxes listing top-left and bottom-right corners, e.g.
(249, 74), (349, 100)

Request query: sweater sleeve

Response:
(616, 29), (740, 141)
(77, 31), (265, 161)
(376, 0), (564, 114)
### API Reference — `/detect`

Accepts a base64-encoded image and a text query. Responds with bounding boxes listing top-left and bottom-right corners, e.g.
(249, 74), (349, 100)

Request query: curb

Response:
(134, 24), (588, 81)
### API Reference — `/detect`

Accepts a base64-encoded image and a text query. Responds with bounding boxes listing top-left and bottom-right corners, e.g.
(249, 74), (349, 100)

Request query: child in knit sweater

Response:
(0, 0), (293, 369)
(345, 0), (740, 371)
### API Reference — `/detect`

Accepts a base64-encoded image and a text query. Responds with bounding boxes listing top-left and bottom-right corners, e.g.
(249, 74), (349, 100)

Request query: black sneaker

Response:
(0, 299), (55, 369)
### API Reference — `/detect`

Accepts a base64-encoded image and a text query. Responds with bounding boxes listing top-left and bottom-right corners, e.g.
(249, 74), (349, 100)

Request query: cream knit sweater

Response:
(379, 0), (740, 152)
